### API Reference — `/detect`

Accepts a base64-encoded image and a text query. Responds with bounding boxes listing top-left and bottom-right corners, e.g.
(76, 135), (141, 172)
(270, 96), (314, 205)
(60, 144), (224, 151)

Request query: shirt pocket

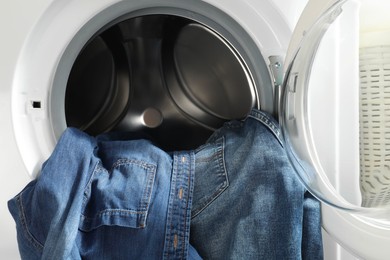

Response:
(80, 159), (156, 232)
(192, 136), (229, 218)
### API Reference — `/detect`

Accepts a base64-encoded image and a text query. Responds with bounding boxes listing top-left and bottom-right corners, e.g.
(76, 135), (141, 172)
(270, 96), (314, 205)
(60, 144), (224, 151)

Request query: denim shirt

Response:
(8, 110), (323, 259)
(8, 129), (201, 259)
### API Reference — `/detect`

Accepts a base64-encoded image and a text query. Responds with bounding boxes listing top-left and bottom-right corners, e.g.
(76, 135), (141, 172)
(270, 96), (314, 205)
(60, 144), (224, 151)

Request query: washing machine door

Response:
(281, 0), (360, 212)
(281, 0), (390, 257)
(281, 0), (390, 216)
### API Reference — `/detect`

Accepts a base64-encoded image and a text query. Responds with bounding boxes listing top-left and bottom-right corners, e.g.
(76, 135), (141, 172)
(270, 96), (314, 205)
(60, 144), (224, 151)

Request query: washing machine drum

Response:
(65, 15), (257, 151)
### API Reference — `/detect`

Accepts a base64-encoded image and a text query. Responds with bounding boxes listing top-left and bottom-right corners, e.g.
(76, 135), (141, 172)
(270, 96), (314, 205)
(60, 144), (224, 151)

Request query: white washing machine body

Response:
(1, 0), (389, 259)
(0, 0), (300, 258)
(0, 1), (55, 258)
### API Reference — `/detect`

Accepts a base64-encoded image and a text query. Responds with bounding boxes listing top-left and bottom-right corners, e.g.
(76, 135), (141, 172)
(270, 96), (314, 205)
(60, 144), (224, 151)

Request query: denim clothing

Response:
(190, 110), (323, 259)
(9, 109), (323, 259)
(8, 128), (201, 260)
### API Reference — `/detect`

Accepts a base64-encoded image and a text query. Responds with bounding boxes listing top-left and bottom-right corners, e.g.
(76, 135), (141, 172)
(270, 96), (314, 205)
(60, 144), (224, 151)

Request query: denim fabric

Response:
(190, 110), (323, 259)
(8, 128), (201, 260)
(8, 109), (322, 260)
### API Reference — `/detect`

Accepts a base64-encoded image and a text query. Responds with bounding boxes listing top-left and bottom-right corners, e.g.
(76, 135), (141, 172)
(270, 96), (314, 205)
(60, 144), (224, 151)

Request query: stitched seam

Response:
(248, 114), (280, 136)
(192, 137), (229, 219)
(247, 113), (283, 146)
(82, 161), (100, 205)
(113, 162), (156, 213)
(16, 195), (44, 251)
(81, 159), (156, 228)
(181, 169), (191, 258)
(219, 136), (229, 188)
(137, 165), (156, 225)
(80, 209), (147, 222)
(181, 153), (195, 258)
(163, 154), (179, 259)
(112, 159), (156, 171)
(191, 185), (228, 219)
(196, 152), (219, 163)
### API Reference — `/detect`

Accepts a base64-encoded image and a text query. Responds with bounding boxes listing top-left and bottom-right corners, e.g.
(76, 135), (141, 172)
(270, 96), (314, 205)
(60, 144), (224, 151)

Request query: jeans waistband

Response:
(247, 109), (282, 146)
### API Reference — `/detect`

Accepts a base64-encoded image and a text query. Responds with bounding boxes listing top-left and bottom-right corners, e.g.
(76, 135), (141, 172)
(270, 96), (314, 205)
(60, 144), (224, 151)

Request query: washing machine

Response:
(1, 0), (390, 259)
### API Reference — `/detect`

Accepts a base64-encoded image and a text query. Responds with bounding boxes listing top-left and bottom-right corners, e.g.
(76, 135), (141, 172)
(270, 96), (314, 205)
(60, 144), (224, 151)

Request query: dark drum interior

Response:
(65, 15), (256, 150)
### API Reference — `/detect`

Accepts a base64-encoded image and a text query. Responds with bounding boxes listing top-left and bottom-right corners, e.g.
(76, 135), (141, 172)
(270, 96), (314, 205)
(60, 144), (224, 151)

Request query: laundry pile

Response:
(8, 109), (323, 259)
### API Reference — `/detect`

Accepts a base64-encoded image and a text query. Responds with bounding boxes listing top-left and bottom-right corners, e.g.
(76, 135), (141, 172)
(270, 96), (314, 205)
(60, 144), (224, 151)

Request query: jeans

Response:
(8, 109), (323, 259)
(190, 110), (323, 259)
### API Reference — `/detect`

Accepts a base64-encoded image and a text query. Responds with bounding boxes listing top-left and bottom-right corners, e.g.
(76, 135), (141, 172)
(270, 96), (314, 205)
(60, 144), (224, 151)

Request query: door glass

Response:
(281, 0), (390, 221)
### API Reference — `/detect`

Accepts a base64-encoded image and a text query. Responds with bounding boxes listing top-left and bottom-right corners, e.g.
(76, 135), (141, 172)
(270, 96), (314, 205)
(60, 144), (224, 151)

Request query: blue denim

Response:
(8, 109), (323, 259)
(190, 110), (323, 259)
(8, 128), (201, 260)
